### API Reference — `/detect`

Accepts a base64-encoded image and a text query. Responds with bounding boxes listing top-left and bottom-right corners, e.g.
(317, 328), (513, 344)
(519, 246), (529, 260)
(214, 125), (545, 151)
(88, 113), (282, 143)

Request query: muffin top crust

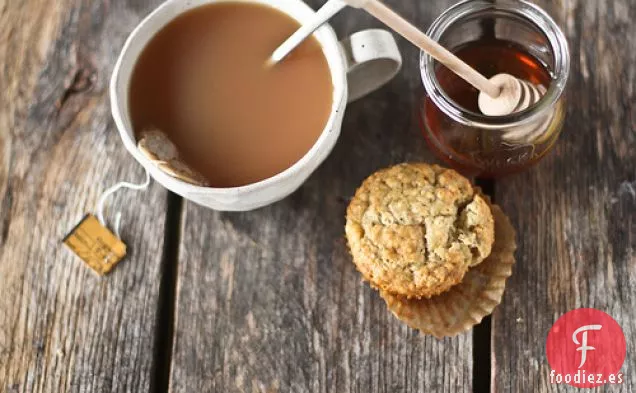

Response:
(345, 163), (494, 299)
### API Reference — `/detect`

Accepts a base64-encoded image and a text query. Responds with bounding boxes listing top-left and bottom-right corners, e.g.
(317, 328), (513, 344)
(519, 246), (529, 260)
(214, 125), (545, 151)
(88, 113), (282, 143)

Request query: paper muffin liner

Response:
(380, 199), (516, 338)
(137, 129), (209, 187)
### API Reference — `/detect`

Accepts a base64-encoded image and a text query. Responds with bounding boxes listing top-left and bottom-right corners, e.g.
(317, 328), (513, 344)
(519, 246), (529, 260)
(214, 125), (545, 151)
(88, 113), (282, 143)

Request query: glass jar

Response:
(420, 0), (570, 178)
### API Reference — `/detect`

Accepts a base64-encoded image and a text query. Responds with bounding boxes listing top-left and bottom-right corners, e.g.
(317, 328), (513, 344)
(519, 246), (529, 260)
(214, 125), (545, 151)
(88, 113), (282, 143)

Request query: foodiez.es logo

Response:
(546, 308), (626, 388)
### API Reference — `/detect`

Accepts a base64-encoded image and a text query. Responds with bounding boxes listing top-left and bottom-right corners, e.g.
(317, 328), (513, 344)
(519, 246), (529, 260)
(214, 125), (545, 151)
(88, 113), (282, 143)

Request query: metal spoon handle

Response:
(270, 0), (346, 63)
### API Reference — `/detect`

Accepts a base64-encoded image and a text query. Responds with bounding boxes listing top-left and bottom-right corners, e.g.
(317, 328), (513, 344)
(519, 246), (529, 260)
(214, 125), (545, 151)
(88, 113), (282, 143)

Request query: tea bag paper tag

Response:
(64, 214), (127, 275)
(64, 169), (151, 275)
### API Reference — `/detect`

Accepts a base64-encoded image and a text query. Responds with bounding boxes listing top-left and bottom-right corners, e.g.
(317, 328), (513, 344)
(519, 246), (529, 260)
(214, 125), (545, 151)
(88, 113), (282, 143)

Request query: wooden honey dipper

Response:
(270, 0), (545, 116)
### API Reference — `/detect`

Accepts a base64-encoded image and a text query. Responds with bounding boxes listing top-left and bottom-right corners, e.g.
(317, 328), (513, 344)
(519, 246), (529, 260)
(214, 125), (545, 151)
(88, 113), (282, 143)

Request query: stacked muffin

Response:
(345, 163), (516, 338)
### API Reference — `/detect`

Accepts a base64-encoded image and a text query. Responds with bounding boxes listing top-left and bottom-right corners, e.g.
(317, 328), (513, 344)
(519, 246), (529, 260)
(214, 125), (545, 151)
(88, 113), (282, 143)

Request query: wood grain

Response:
(168, 1), (476, 392)
(0, 0), (170, 392)
(492, 1), (636, 392)
(3, 0), (635, 392)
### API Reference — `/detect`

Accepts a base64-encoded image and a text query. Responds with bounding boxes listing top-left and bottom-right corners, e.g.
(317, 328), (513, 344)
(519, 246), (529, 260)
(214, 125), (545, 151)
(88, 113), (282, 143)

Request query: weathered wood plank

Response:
(169, 1), (474, 392)
(0, 0), (171, 392)
(492, 1), (636, 392)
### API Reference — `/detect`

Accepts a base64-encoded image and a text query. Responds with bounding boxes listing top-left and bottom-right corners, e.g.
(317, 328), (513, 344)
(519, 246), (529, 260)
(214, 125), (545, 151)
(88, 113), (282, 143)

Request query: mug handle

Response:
(339, 29), (402, 102)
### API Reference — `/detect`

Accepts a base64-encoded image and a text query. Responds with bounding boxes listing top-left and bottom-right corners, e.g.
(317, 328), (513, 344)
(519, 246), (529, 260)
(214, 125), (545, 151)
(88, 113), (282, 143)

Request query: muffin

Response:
(345, 163), (495, 299)
(380, 198), (517, 338)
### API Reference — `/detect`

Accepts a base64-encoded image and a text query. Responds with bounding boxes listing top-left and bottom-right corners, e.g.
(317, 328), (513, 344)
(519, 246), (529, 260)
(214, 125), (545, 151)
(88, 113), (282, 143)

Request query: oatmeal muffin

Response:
(381, 198), (517, 338)
(345, 163), (494, 299)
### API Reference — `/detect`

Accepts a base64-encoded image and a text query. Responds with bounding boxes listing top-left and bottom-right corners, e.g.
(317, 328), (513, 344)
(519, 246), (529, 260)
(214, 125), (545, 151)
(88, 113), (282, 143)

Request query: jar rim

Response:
(420, 0), (570, 129)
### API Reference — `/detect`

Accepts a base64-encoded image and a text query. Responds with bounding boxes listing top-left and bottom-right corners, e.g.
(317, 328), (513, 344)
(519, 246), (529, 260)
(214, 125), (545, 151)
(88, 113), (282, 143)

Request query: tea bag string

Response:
(97, 169), (151, 239)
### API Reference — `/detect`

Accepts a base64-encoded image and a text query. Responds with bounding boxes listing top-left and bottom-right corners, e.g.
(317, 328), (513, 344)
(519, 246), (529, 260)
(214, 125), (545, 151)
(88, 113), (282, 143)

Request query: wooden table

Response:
(1, 0), (634, 392)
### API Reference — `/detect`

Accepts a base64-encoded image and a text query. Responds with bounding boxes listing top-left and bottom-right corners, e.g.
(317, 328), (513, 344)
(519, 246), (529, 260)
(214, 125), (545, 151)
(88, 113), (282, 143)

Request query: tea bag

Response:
(64, 170), (151, 275)
(137, 129), (209, 187)
(64, 127), (205, 275)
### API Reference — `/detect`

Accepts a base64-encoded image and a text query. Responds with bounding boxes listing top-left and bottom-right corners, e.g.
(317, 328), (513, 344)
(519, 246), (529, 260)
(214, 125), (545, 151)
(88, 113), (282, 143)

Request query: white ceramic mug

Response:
(111, 0), (402, 211)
